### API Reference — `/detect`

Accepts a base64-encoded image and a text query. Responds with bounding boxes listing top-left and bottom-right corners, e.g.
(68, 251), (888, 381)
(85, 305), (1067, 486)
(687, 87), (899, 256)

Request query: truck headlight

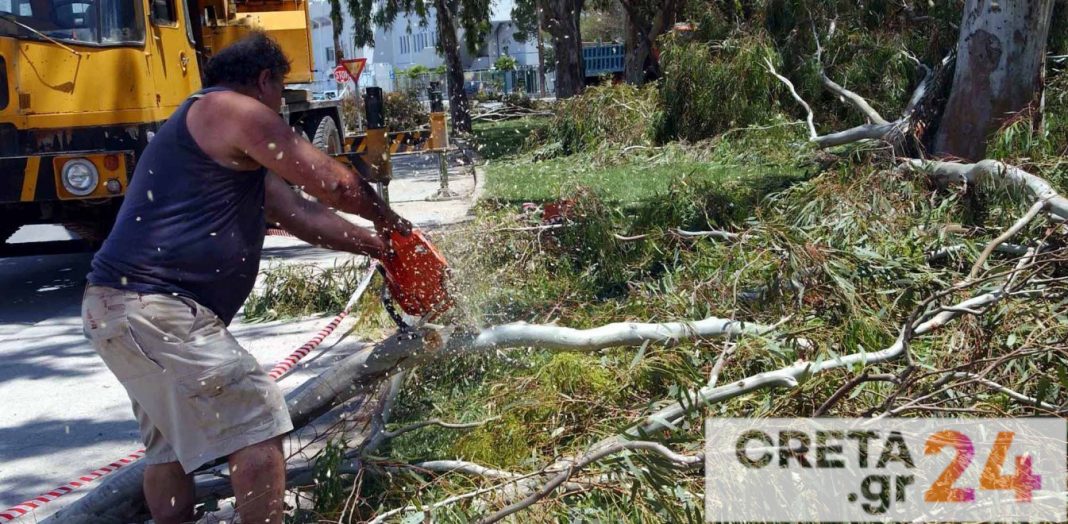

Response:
(61, 159), (99, 196)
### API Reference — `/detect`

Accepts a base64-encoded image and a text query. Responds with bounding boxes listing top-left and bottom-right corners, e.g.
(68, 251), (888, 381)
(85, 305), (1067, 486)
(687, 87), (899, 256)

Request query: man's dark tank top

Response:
(89, 87), (266, 325)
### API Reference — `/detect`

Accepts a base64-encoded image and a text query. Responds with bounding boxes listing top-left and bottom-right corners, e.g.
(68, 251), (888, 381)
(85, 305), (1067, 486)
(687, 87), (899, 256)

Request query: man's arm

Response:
(264, 172), (388, 259)
(211, 92), (407, 233)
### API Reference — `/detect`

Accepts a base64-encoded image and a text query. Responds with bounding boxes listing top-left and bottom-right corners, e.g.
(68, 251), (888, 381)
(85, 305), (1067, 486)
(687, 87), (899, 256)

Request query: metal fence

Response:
(465, 67), (551, 97)
(584, 43), (625, 77)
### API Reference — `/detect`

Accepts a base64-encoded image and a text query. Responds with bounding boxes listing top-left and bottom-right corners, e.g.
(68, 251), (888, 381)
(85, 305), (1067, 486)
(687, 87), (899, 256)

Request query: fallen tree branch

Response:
(378, 417), (500, 442)
(967, 198), (1049, 281)
(947, 371), (1062, 411)
(764, 58), (818, 141)
(907, 159), (1068, 221)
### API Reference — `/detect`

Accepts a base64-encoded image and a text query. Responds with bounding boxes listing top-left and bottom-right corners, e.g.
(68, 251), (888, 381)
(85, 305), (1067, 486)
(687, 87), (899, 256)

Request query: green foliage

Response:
(243, 259), (367, 322)
(654, 34), (784, 142)
(493, 55), (518, 71)
(399, 64), (432, 78)
(312, 439), (348, 516)
(384, 90), (429, 132)
(546, 83), (659, 154)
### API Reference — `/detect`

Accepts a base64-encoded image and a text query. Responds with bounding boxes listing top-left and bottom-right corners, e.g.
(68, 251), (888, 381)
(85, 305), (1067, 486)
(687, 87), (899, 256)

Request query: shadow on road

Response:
(0, 253), (91, 328)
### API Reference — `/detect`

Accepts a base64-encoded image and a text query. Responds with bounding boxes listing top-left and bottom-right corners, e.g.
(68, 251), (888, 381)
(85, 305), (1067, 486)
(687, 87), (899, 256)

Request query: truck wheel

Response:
(312, 116), (342, 155)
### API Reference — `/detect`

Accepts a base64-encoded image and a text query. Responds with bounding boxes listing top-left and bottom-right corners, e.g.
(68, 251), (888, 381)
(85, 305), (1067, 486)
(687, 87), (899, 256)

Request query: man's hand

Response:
(373, 212), (413, 258)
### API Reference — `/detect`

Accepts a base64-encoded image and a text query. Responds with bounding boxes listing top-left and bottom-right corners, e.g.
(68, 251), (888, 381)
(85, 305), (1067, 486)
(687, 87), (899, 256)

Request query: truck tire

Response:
(311, 116), (342, 155)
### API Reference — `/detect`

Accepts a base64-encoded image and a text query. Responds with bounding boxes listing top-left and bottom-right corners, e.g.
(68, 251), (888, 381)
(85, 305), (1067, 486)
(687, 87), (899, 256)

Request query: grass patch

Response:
(471, 117), (551, 160)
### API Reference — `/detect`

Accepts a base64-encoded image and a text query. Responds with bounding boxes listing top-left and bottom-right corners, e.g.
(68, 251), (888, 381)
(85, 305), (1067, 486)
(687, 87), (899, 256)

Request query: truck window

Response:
(0, 0), (145, 45)
(150, 0), (177, 25)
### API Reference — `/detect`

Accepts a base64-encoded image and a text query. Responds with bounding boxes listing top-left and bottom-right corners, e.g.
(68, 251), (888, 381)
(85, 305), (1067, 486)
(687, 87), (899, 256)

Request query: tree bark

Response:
(541, 0), (585, 98)
(329, 0), (345, 62)
(435, 0), (473, 133)
(623, 11), (655, 84)
(536, 11), (548, 97)
(934, 0), (1054, 160)
(620, 0), (678, 85)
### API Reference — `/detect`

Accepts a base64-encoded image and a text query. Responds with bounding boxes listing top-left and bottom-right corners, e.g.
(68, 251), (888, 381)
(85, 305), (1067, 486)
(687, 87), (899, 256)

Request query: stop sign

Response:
(333, 65), (348, 83)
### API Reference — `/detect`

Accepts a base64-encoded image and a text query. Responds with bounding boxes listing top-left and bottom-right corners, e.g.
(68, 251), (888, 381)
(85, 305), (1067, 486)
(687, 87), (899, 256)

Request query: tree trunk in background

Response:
(623, 11), (655, 85)
(935, 0), (1054, 160)
(434, 0), (473, 133)
(620, 0), (679, 85)
(329, 0), (345, 62)
(537, 11), (548, 97)
(542, 0), (585, 98)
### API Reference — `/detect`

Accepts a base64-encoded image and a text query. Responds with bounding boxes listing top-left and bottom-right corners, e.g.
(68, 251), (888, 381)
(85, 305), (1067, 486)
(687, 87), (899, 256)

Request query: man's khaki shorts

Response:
(82, 284), (293, 474)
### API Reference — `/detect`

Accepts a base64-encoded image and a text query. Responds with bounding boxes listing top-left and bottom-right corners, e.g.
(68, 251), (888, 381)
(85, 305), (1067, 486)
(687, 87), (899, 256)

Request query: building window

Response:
(325, 47), (335, 66)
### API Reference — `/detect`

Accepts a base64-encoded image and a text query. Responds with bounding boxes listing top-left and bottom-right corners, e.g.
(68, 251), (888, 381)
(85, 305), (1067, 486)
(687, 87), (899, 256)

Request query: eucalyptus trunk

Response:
(541, 0), (585, 98)
(934, 0), (1054, 160)
(434, 0), (473, 133)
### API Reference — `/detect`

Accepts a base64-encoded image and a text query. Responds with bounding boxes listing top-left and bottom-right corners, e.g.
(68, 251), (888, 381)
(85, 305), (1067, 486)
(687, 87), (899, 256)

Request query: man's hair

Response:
(203, 32), (291, 88)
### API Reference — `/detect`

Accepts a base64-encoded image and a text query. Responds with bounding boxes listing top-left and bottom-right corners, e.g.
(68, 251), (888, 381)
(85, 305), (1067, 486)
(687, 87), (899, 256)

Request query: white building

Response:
(307, 0), (376, 94)
(305, 0), (540, 95)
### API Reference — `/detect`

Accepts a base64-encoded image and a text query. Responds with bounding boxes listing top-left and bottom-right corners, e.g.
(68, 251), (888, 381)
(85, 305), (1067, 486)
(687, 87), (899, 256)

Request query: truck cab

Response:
(0, 0), (342, 254)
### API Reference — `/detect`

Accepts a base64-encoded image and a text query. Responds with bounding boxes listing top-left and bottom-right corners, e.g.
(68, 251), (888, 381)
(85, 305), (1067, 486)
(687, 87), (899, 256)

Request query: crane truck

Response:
(0, 0), (348, 256)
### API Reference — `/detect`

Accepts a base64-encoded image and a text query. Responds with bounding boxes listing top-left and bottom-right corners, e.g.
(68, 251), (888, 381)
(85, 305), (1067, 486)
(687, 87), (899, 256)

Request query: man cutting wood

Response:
(82, 32), (410, 523)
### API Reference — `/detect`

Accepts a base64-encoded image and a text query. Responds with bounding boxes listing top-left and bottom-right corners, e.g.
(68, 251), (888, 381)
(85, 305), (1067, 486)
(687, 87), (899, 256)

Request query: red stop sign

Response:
(333, 65), (349, 83)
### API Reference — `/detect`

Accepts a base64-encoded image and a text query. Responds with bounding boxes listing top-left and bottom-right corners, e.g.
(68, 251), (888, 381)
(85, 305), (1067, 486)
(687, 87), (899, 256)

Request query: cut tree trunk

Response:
(435, 0), (473, 134)
(541, 0), (585, 98)
(934, 0), (1054, 160)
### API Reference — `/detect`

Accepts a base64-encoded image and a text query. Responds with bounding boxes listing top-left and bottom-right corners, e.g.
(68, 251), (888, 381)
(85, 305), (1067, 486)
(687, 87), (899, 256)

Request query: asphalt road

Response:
(0, 156), (479, 521)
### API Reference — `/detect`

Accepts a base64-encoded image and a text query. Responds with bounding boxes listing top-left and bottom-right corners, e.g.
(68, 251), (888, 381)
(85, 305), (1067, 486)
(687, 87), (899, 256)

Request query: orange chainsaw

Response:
(378, 229), (455, 328)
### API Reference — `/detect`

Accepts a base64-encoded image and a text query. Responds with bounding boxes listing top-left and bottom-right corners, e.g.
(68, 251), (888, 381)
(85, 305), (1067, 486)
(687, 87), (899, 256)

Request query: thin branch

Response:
(948, 372), (1062, 411)
(671, 228), (739, 241)
(379, 417), (499, 441)
(967, 198), (1048, 281)
(764, 58), (818, 141)
(812, 373), (899, 416)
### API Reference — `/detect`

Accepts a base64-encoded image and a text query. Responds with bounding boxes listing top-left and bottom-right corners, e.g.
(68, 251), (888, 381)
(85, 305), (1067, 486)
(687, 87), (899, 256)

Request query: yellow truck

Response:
(0, 0), (345, 255)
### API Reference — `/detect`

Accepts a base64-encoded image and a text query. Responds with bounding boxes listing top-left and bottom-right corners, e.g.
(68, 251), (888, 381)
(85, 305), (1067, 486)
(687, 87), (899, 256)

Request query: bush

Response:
(340, 91), (363, 133)
(653, 34), (784, 143)
(494, 55), (518, 71)
(384, 90), (428, 132)
(547, 83), (658, 154)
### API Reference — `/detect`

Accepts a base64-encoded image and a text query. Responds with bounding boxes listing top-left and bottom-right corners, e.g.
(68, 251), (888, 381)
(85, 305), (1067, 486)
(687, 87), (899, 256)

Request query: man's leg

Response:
(229, 436), (286, 524)
(143, 462), (195, 524)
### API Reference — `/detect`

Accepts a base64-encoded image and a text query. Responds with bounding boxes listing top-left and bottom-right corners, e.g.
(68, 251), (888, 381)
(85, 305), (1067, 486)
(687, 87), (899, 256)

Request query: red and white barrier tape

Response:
(266, 228), (297, 238)
(0, 263), (378, 522)
(268, 264), (378, 380)
(0, 451), (146, 521)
